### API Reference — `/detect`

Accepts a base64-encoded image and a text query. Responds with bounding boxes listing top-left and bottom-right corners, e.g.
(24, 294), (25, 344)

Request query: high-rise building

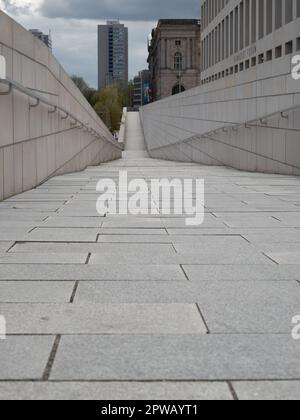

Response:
(98, 21), (128, 91)
(29, 29), (52, 50)
(147, 19), (201, 101)
(133, 70), (151, 110)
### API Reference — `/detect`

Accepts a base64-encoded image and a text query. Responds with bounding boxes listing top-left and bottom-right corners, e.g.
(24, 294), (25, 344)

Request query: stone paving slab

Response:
(183, 264), (300, 281)
(0, 253), (88, 264)
(0, 203), (64, 211)
(99, 228), (168, 235)
(51, 334), (300, 381)
(9, 242), (176, 255)
(97, 234), (247, 244)
(0, 213), (47, 221)
(102, 218), (164, 228)
(265, 252), (300, 264)
(232, 381), (300, 400)
(194, 281), (300, 333)
(0, 381), (233, 400)
(26, 228), (100, 242)
(0, 241), (13, 252)
(174, 246), (271, 265)
(41, 217), (104, 228)
(1, 143), (300, 399)
(0, 336), (54, 380)
(0, 264), (185, 281)
(75, 281), (196, 303)
(243, 229), (300, 243)
(0, 303), (206, 335)
(0, 281), (74, 302)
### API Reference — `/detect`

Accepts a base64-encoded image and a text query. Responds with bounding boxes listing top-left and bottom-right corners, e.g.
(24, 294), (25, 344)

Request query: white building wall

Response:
(0, 11), (121, 201)
(140, 0), (300, 175)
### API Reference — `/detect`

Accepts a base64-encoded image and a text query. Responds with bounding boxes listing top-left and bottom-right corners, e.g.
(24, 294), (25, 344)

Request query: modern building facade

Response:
(140, 1), (300, 175)
(201, 0), (300, 84)
(29, 29), (52, 50)
(98, 21), (128, 91)
(147, 20), (201, 101)
(133, 70), (151, 110)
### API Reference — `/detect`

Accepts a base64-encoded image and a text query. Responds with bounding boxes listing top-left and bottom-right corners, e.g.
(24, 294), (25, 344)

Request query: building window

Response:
(259, 0), (265, 39)
(266, 0), (273, 34)
(252, 0), (257, 43)
(172, 84), (185, 95)
(275, 45), (282, 58)
(285, 40), (293, 55)
(174, 52), (183, 71)
(245, 0), (250, 47)
(175, 40), (181, 46)
(285, 0), (293, 24)
(275, 0), (282, 29)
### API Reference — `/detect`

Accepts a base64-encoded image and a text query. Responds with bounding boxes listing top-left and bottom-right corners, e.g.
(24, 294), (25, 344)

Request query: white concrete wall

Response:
(140, 53), (300, 175)
(0, 11), (121, 201)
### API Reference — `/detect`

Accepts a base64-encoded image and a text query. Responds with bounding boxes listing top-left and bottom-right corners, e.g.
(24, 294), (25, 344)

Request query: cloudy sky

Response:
(0, 0), (200, 88)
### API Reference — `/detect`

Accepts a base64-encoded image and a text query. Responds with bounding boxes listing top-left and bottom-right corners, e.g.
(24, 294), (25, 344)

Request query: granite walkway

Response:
(0, 113), (300, 400)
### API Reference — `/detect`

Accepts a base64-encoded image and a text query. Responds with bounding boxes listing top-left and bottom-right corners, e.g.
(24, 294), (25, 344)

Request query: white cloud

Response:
(0, 0), (42, 13)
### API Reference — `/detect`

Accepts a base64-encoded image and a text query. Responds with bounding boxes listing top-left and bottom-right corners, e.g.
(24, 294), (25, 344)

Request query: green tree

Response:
(71, 75), (89, 94)
(94, 84), (125, 132)
(71, 75), (98, 107)
(126, 80), (134, 109)
(71, 75), (132, 133)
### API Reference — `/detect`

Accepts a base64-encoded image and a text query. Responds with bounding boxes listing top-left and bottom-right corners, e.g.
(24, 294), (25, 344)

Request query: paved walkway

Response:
(0, 113), (300, 400)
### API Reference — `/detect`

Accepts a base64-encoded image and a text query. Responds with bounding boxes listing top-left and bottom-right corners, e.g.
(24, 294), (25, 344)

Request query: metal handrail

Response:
(0, 77), (122, 150)
(148, 102), (300, 152)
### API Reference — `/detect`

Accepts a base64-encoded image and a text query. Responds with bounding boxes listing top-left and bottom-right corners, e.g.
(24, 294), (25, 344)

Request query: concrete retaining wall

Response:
(0, 11), (121, 201)
(140, 54), (300, 175)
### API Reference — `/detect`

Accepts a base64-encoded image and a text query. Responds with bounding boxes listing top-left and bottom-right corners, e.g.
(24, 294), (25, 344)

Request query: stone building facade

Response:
(147, 20), (201, 101)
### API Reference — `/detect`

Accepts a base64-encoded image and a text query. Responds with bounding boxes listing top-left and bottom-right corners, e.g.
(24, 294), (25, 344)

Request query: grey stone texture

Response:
(0, 110), (300, 399)
(0, 381), (233, 400)
(0, 281), (74, 302)
(140, 10), (300, 177)
(0, 336), (54, 380)
(232, 381), (300, 401)
(0, 10), (121, 202)
(0, 303), (207, 335)
(51, 334), (300, 381)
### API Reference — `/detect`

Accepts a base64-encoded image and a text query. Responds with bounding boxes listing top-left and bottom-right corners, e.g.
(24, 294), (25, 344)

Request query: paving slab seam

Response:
(227, 382), (239, 400)
(42, 335), (61, 381)
(69, 282), (79, 304)
(85, 253), (92, 265)
(195, 303), (211, 334)
(260, 253), (279, 265)
(179, 265), (190, 282)
(1, 378), (300, 384)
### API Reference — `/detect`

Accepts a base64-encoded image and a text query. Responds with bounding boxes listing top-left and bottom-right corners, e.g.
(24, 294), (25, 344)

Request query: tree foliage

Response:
(94, 84), (126, 132)
(71, 75), (129, 133)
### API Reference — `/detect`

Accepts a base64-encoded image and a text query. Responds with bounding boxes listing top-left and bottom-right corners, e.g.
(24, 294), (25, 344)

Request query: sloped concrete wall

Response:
(140, 54), (300, 176)
(0, 11), (121, 201)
